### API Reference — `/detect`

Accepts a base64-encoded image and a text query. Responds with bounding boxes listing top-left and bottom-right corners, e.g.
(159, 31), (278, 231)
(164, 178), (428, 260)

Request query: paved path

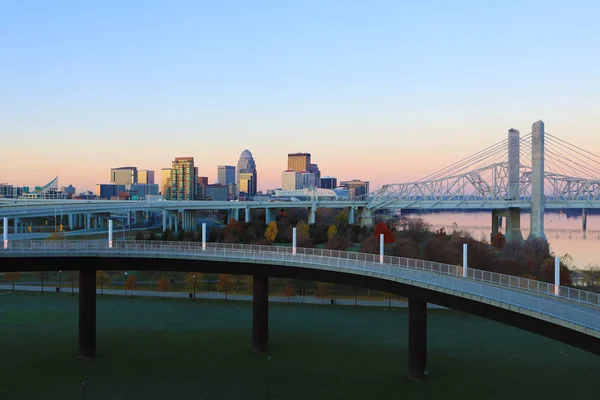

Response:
(0, 284), (446, 308)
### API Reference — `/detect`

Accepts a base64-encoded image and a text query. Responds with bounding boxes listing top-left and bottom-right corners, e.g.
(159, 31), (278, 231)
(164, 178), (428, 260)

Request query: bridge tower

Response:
(505, 128), (523, 241)
(529, 120), (546, 239)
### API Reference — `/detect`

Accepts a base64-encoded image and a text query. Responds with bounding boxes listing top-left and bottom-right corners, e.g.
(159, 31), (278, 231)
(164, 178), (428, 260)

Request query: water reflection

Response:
(409, 211), (598, 269)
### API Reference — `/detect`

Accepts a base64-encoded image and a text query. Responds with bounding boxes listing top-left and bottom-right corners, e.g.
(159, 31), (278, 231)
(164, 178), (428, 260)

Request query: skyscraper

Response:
(138, 170), (155, 184)
(339, 179), (370, 198)
(160, 168), (171, 195)
(288, 153), (311, 172)
(236, 150), (257, 196)
(320, 176), (337, 189)
(218, 165), (236, 186)
(110, 167), (137, 185)
(166, 157), (197, 200)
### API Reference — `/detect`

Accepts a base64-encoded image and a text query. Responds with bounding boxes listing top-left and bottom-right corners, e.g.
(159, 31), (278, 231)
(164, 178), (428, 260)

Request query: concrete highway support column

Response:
(182, 210), (196, 232)
(68, 214), (74, 230)
(348, 207), (355, 224)
(408, 298), (427, 382)
(79, 269), (96, 358)
(529, 120), (546, 239)
(308, 203), (317, 225)
(505, 207), (523, 242)
(508, 128), (520, 201)
(228, 208), (240, 223)
(265, 208), (276, 224)
(245, 207), (251, 223)
(252, 275), (269, 353)
(358, 207), (374, 227)
(14, 218), (19, 234)
(491, 210), (502, 242)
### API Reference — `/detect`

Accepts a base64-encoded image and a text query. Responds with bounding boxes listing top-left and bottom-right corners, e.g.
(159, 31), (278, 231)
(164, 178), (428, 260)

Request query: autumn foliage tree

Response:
(124, 274), (137, 296)
(223, 219), (244, 243)
(296, 220), (310, 239)
(96, 271), (112, 295)
(492, 232), (506, 248)
(282, 283), (295, 305)
(315, 282), (334, 304)
(327, 224), (337, 240)
(4, 272), (20, 293)
(156, 274), (170, 298)
(217, 274), (235, 300)
(264, 221), (278, 242)
(374, 222), (395, 244)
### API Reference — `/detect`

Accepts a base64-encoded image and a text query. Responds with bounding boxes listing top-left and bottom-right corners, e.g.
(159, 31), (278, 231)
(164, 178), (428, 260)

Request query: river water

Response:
(406, 211), (599, 269)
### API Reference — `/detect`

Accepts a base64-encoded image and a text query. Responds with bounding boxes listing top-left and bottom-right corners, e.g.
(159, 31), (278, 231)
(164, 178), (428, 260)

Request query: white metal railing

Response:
(1, 239), (600, 333)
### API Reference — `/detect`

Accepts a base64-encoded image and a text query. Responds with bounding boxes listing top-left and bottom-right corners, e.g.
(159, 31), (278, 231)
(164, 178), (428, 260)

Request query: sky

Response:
(1, 0), (600, 192)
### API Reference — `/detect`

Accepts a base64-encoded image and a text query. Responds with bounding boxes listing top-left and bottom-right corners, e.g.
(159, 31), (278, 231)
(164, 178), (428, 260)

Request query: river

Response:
(405, 211), (599, 269)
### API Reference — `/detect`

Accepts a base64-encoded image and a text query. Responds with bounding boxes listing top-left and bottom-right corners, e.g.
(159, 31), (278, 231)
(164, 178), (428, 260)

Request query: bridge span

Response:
(1, 240), (599, 381)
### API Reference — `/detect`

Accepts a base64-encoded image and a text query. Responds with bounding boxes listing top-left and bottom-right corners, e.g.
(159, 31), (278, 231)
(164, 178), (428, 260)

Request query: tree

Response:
(4, 272), (20, 293)
(36, 271), (49, 292)
(184, 272), (203, 299)
(124, 274), (137, 296)
(315, 282), (333, 304)
(380, 292), (394, 307)
(264, 221), (278, 242)
(358, 236), (379, 254)
(327, 224), (338, 240)
(96, 271), (112, 295)
(374, 221), (395, 244)
(282, 283), (295, 305)
(325, 235), (350, 251)
(223, 219), (244, 243)
(296, 220), (310, 239)
(393, 239), (420, 258)
(492, 232), (506, 248)
(66, 272), (78, 295)
(156, 274), (170, 298)
(217, 274), (235, 300)
(581, 264), (600, 289)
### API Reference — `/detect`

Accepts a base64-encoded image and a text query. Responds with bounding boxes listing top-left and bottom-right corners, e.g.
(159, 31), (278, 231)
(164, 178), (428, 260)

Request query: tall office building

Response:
(288, 153), (311, 172)
(160, 168), (171, 195)
(110, 167), (137, 185)
(138, 170), (155, 184)
(218, 165), (236, 200)
(282, 170), (302, 190)
(197, 176), (208, 186)
(166, 157), (197, 200)
(236, 150), (257, 196)
(320, 176), (337, 189)
(309, 164), (321, 187)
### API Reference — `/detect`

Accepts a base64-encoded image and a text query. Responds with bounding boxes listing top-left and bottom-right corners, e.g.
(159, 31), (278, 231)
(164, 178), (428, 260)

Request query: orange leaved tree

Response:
(124, 275), (137, 296)
(4, 272), (20, 293)
(217, 274), (235, 300)
(156, 274), (170, 298)
(282, 283), (295, 305)
(315, 282), (333, 305)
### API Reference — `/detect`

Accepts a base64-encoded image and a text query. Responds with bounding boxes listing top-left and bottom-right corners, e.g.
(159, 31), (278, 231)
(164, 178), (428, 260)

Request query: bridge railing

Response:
(3, 239), (600, 309)
(2, 239), (599, 332)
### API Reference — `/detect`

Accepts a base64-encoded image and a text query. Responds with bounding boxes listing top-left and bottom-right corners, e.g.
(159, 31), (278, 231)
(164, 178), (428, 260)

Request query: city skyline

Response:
(2, 1), (600, 191)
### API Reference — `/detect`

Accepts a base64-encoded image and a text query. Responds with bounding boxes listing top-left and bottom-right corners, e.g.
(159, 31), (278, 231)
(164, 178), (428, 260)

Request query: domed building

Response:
(236, 149), (257, 197)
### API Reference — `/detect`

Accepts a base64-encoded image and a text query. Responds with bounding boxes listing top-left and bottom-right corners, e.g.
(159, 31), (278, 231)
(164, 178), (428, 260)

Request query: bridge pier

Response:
(348, 207), (355, 224)
(358, 207), (373, 227)
(79, 269), (96, 359)
(491, 209), (502, 242)
(265, 208), (276, 224)
(308, 203), (317, 225)
(408, 298), (427, 382)
(228, 208), (240, 223)
(14, 218), (20, 234)
(245, 207), (251, 223)
(505, 207), (523, 242)
(529, 120), (546, 239)
(252, 275), (269, 353)
(582, 209), (587, 232)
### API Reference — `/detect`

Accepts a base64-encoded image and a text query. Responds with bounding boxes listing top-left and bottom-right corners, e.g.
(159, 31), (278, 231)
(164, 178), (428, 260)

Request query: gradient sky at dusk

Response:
(1, 0), (600, 192)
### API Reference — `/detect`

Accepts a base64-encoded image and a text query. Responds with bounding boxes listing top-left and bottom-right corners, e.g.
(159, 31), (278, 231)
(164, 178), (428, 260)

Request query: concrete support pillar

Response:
(14, 218), (19, 234)
(308, 203), (317, 225)
(358, 207), (374, 227)
(245, 207), (251, 223)
(95, 217), (101, 229)
(228, 208), (239, 223)
(174, 211), (179, 233)
(3, 217), (8, 249)
(265, 208), (276, 224)
(491, 209), (502, 242)
(582, 209), (587, 232)
(68, 214), (74, 230)
(505, 207), (523, 242)
(86, 213), (91, 230)
(554, 256), (560, 296)
(79, 269), (96, 358)
(408, 298), (427, 382)
(182, 210), (195, 232)
(508, 128), (520, 201)
(162, 210), (167, 232)
(202, 223), (206, 250)
(348, 207), (355, 224)
(293, 227), (297, 254)
(462, 243), (468, 277)
(252, 276), (269, 353)
(529, 120), (546, 239)
(108, 220), (113, 248)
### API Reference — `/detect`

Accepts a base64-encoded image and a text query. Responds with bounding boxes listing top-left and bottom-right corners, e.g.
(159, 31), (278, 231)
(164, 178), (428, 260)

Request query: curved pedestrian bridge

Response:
(2, 240), (599, 339)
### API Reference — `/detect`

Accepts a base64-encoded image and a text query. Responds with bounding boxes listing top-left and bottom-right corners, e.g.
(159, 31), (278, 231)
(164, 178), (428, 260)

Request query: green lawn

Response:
(0, 292), (598, 400)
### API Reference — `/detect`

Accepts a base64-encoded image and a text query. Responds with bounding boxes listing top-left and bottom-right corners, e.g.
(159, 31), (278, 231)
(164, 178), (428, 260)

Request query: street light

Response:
(58, 270), (62, 293)
(192, 274), (197, 300)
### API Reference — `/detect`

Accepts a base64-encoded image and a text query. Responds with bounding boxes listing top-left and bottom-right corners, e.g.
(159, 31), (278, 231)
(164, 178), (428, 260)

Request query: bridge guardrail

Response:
(1, 239), (599, 332)
(3, 239), (600, 309)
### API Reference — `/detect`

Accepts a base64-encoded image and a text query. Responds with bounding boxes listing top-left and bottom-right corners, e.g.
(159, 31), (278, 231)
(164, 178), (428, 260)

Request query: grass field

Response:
(0, 292), (598, 400)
